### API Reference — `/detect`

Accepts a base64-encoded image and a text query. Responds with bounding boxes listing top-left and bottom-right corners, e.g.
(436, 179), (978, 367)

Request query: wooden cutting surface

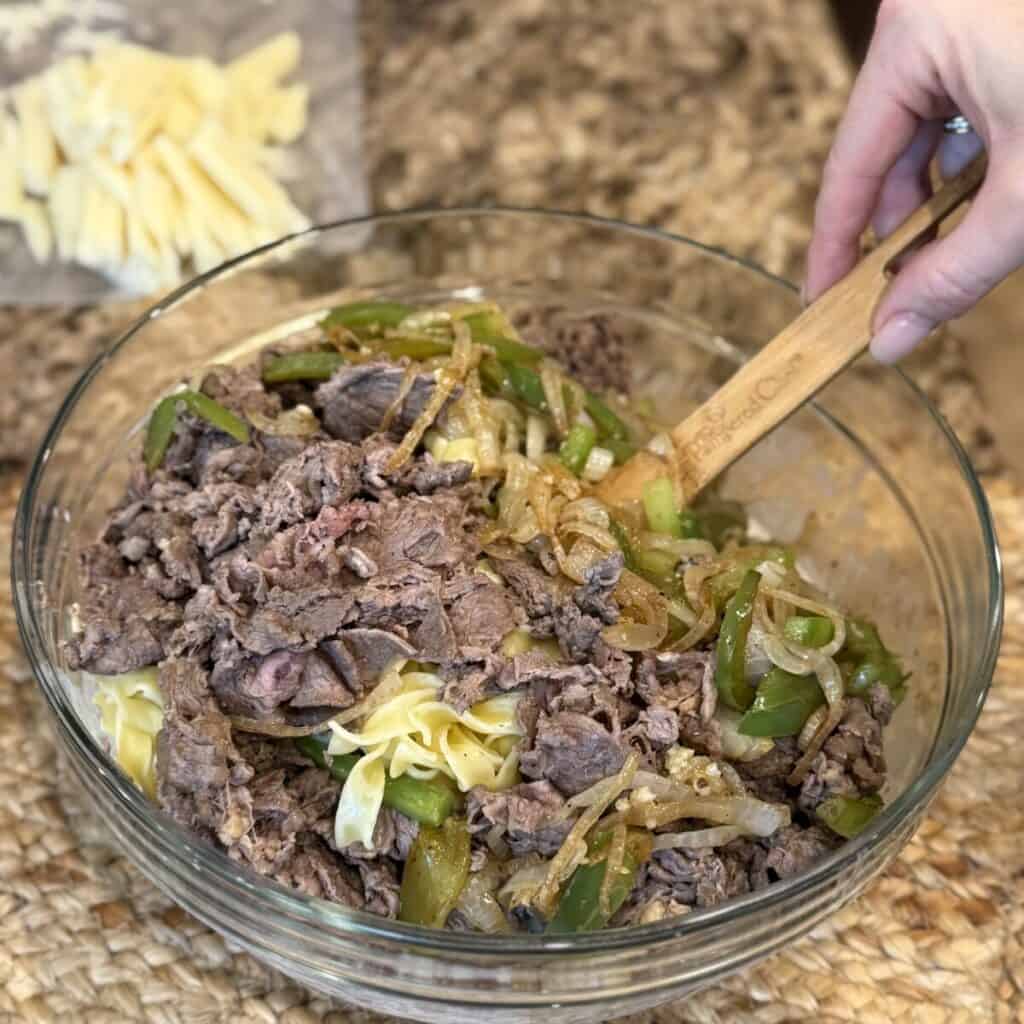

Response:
(1, 1), (1022, 1020)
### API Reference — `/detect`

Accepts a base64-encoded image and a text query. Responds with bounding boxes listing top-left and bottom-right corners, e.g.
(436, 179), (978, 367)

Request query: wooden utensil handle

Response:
(672, 154), (988, 497)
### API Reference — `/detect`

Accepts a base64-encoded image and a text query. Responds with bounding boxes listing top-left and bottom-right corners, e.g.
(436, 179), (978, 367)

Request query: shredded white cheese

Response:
(0, 32), (310, 293)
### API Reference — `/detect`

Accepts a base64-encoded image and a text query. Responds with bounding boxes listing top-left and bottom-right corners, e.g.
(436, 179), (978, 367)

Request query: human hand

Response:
(805, 0), (1024, 362)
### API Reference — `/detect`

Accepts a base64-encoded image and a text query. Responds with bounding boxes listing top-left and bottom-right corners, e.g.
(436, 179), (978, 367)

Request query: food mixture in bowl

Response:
(65, 299), (906, 933)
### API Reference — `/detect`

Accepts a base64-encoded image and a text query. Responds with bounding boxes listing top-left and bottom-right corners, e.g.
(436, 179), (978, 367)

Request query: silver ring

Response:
(943, 114), (972, 135)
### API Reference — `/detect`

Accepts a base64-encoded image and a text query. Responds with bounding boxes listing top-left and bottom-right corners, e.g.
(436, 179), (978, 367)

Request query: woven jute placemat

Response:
(1, 1), (1022, 1020)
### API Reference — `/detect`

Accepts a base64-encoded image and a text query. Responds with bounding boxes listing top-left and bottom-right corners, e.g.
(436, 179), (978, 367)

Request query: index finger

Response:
(804, 32), (922, 301)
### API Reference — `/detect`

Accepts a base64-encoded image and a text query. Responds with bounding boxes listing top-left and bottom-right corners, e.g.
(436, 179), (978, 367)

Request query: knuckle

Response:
(920, 259), (982, 316)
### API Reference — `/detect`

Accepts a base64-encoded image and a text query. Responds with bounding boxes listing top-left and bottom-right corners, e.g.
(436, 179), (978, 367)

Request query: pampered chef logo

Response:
(678, 351), (804, 487)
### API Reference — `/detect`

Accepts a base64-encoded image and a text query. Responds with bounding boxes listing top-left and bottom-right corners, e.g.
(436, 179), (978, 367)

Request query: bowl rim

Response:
(11, 205), (1004, 956)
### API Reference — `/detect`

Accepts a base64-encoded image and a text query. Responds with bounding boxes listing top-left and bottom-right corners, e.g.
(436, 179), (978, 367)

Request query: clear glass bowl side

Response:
(12, 211), (1001, 1024)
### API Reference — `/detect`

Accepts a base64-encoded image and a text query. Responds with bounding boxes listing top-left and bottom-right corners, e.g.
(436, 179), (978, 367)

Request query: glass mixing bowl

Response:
(12, 210), (1002, 1023)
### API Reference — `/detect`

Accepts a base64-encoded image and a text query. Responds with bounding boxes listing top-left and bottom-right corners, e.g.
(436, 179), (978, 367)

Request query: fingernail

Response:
(799, 282), (809, 307)
(870, 313), (935, 363)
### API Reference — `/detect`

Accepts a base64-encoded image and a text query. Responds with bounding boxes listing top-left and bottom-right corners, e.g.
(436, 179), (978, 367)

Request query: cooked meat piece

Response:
(210, 648), (305, 718)
(444, 572), (515, 650)
(335, 627), (417, 688)
(372, 493), (474, 572)
(65, 569), (181, 674)
(315, 362), (443, 443)
(259, 441), (362, 533)
(466, 781), (573, 856)
(519, 711), (627, 796)
(276, 836), (367, 909)
(352, 857), (402, 918)
(440, 648), (507, 711)
(798, 698), (887, 813)
(490, 557), (563, 631)
(764, 825), (838, 880)
(155, 658), (254, 845)
(737, 737), (800, 803)
(515, 311), (630, 396)
(200, 364), (281, 419)
(343, 807), (419, 861)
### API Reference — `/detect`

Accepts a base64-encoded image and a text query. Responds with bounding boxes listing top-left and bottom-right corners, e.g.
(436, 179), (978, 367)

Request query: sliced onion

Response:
(603, 570), (668, 651)
(454, 866), (512, 933)
(526, 414), (548, 462)
(651, 826), (745, 851)
(534, 753), (638, 916)
(599, 823), (627, 916)
(540, 359), (569, 437)
(646, 433), (673, 458)
(582, 446), (615, 482)
(379, 362), (420, 432)
(797, 704), (828, 751)
(717, 707), (776, 762)
(246, 405), (321, 437)
(639, 532), (717, 562)
(228, 716), (328, 737)
(386, 321), (474, 472)
(623, 795), (790, 837)
(485, 824), (511, 859)
(788, 655), (846, 785)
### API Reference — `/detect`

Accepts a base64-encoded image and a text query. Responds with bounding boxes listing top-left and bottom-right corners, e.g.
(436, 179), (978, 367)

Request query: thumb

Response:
(870, 160), (1024, 362)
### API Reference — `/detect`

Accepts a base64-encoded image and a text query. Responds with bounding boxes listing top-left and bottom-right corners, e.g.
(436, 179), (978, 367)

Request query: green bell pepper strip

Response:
(479, 357), (632, 448)
(144, 395), (179, 472)
(842, 618), (887, 661)
(839, 617), (908, 704)
(399, 817), (472, 927)
(845, 659), (907, 699)
(783, 615), (835, 649)
(547, 831), (650, 934)
(321, 300), (413, 332)
(144, 390), (249, 471)
(816, 794), (883, 838)
(294, 736), (456, 827)
(609, 518), (679, 593)
(603, 438), (638, 465)
(715, 569), (761, 711)
(691, 496), (747, 549)
(559, 423), (598, 476)
(738, 668), (825, 737)
(642, 477), (683, 537)
(177, 391), (250, 443)
(375, 336), (454, 361)
(583, 391), (631, 442)
(708, 546), (794, 611)
(262, 351), (348, 383)
(463, 312), (544, 365)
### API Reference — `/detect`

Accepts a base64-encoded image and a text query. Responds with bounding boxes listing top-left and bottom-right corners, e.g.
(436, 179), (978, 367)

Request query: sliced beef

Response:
(259, 441), (362, 533)
(519, 712), (627, 796)
(515, 311), (630, 396)
(764, 825), (838, 880)
(371, 493), (474, 572)
(155, 658), (254, 845)
(798, 698), (887, 813)
(361, 437), (475, 498)
(335, 628), (417, 687)
(639, 843), (755, 911)
(635, 650), (721, 757)
(352, 857), (401, 918)
(343, 807), (419, 861)
(466, 781), (573, 856)
(315, 362), (444, 443)
(490, 557), (563, 633)
(737, 737), (800, 803)
(444, 572), (516, 650)
(66, 567), (181, 674)
(200, 364), (281, 419)
(552, 553), (622, 663)
(440, 648), (506, 711)
(275, 835), (367, 909)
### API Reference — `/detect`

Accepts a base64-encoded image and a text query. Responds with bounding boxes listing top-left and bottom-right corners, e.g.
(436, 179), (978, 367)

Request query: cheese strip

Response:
(4, 31), (310, 292)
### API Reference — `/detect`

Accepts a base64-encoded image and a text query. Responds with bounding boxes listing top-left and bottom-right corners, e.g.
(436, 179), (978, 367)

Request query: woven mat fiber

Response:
(2, 1), (1022, 1020)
